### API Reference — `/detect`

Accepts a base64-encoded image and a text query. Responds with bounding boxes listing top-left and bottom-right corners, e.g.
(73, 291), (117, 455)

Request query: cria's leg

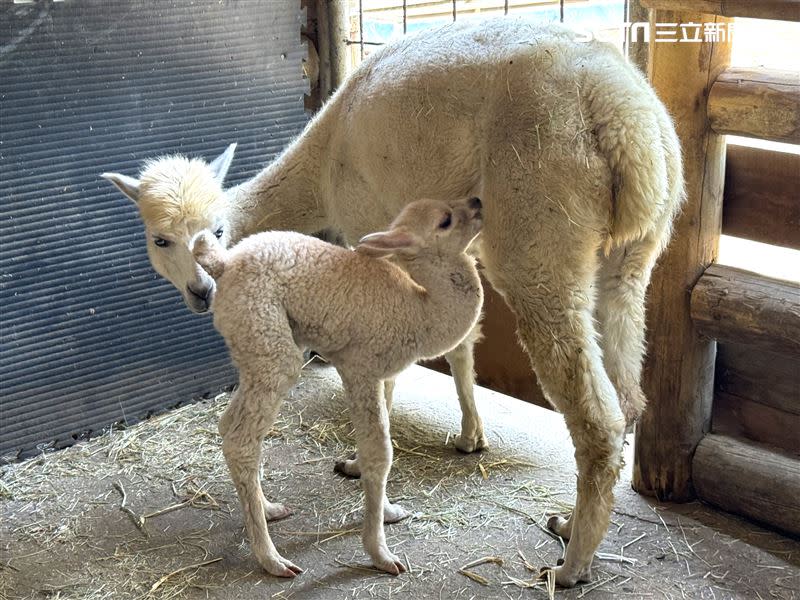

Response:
(222, 388), (293, 523)
(334, 379), (395, 488)
(341, 375), (408, 575)
(445, 322), (487, 453)
(596, 234), (664, 428)
(221, 325), (303, 578)
(548, 513), (574, 540)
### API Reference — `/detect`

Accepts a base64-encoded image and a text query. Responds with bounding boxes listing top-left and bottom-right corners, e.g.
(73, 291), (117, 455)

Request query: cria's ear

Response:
(356, 229), (417, 258)
(208, 143), (237, 185)
(101, 172), (140, 204)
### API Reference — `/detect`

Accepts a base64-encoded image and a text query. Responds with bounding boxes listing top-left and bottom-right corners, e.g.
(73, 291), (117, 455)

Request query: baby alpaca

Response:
(193, 197), (484, 577)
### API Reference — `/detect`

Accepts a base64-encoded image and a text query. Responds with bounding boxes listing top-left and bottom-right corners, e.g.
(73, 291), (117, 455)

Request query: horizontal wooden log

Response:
(641, 0), (800, 21)
(716, 342), (799, 416)
(691, 264), (800, 356)
(708, 68), (800, 144)
(713, 391), (800, 454)
(723, 144), (800, 250)
(694, 434), (800, 536)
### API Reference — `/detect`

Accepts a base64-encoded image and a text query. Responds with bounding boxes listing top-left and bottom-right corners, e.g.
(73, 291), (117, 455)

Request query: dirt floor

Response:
(1, 364), (798, 600)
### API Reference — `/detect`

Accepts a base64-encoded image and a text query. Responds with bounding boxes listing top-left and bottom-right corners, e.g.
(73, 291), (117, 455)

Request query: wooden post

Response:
(316, 0), (349, 99)
(626, 0), (649, 74)
(632, 10), (732, 501)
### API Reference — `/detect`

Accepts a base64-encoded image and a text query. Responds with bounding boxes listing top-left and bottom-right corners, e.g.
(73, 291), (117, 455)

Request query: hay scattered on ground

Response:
(2, 365), (798, 600)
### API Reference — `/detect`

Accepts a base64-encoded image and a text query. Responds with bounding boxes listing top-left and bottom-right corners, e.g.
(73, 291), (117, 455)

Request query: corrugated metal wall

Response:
(0, 0), (308, 459)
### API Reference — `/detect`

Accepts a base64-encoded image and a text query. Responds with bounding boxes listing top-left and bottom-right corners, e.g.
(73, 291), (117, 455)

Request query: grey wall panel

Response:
(0, 0), (308, 458)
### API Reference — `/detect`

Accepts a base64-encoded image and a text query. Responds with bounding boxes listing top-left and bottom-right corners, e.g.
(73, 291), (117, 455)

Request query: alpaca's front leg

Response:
(334, 378), (394, 479)
(333, 381), (400, 491)
(342, 376), (408, 574)
(445, 323), (487, 453)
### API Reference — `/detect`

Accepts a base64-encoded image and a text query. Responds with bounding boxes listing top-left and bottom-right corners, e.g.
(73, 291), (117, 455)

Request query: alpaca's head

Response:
(102, 144), (236, 314)
(356, 196), (483, 260)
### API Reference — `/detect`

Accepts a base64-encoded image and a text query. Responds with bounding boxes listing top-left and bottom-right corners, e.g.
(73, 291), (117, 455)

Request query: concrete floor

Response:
(1, 364), (798, 599)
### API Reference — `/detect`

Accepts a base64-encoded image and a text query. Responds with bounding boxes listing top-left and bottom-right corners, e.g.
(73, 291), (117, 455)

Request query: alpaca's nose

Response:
(467, 197), (482, 211)
(188, 284), (212, 302)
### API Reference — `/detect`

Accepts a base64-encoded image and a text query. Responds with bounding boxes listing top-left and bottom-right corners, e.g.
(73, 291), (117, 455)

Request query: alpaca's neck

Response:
(403, 253), (483, 348)
(226, 122), (328, 242)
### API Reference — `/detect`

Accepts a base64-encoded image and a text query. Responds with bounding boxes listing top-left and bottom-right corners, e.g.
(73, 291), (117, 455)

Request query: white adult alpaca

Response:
(103, 19), (683, 586)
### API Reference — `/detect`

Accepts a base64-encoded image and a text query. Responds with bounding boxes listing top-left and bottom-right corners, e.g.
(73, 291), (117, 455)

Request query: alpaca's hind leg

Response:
(511, 288), (625, 587)
(221, 328), (303, 577)
(341, 375), (408, 574)
(221, 388), (292, 523)
(484, 222), (625, 587)
(445, 322), (487, 453)
(596, 234), (664, 427)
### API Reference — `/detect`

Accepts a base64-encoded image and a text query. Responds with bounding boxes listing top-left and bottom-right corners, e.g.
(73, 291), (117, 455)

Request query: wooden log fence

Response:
(634, 0), (800, 536)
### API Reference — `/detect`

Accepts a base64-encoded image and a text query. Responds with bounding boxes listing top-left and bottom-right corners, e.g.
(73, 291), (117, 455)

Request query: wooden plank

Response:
(723, 144), (800, 250)
(716, 343), (800, 416)
(691, 263), (800, 357)
(633, 10), (732, 502)
(708, 68), (800, 144)
(713, 391), (800, 454)
(641, 0), (800, 21)
(694, 434), (800, 536)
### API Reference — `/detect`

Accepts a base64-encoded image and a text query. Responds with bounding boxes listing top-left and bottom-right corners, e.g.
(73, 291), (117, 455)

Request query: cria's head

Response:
(102, 143), (237, 314)
(357, 196), (482, 260)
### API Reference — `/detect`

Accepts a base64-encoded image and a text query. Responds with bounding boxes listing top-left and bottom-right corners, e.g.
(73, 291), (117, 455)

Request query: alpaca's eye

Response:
(214, 227), (224, 239)
(153, 237), (170, 248)
(438, 213), (452, 229)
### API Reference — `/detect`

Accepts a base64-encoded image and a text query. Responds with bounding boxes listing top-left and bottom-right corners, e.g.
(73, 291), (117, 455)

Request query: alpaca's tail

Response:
(588, 69), (685, 253)
(191, 231), (228, 279)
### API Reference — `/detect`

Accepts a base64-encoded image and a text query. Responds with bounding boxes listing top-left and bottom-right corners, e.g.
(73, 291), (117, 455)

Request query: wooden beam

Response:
(633, 9), (732, 502)
(641, 0), (800, 21)
(691, 263), (800, 357)
(713, 391), (800, 455)
(723, 144), (800, 251)
(716, 343), (800, 416)
(693, 434), (800, 536)
(708, 68), (800, 144)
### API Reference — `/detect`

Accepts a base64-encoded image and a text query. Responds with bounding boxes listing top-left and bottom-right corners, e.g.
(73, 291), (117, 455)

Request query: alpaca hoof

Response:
(454, 432), (487, 454)
(383, 502), (410, 524)
(539, 564), (591, 588)
(263, 500), (293, 522)
(262, 554), (304, 578)
(373, 550), (406, 576)
(333, 453), (361, 479)
(547, 514), (572, 540)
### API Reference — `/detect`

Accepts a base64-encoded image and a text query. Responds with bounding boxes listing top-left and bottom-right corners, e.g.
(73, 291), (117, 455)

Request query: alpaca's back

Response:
(313, 18), (680, 250)
(210, 231), (424, 367)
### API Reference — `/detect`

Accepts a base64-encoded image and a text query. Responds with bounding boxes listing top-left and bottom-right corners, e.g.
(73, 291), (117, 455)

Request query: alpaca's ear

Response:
(101, 172), (140, 204)
(356, 229), (417, 258)
(208, 143), (237, 185)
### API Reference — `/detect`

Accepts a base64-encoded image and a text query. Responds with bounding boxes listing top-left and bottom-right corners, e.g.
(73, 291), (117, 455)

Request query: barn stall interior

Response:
(1, 1), (798, 599)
